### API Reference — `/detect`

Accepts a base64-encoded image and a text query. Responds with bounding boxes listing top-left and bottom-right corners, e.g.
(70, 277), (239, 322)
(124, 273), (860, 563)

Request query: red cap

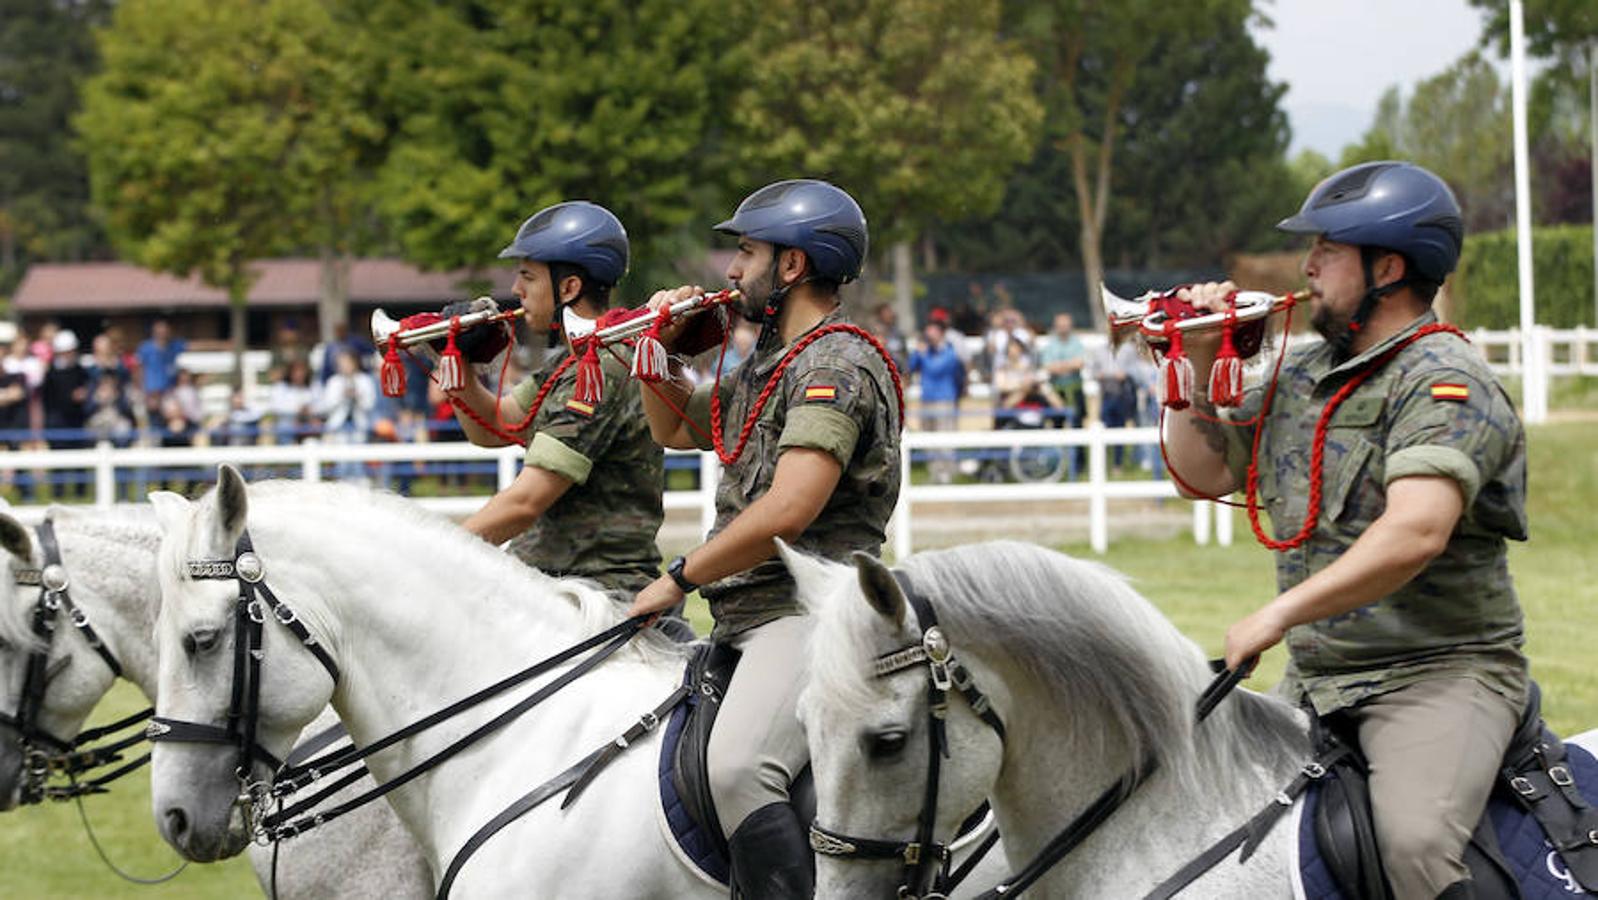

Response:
(928, 307), (950, 324)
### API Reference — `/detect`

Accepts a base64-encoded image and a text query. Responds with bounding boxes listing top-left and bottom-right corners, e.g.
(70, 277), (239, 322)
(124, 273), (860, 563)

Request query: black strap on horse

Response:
(434, 682), (696, 899)
(2, 519), (152, 804)
(1142, 744), (1351, 899)
(974, 658), (1254, 899)
(262, 615), (647, 842)
(147, 532), (341, 783)
(807, 572), (1007, 900)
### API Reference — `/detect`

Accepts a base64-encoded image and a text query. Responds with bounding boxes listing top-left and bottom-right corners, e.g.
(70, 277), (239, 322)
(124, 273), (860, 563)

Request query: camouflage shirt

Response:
(1222, 310), (1528, 716)
(506, 346), (664, 596)
(684, 307), (903, 639)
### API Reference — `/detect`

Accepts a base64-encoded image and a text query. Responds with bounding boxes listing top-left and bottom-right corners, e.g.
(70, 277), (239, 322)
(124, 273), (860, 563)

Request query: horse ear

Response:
(215, 464), (249, 542)
(148, 491), (191, 534)
(775, 538), (844, 613)
(0, 512), (33, 560)
(850, 552), (906, 626)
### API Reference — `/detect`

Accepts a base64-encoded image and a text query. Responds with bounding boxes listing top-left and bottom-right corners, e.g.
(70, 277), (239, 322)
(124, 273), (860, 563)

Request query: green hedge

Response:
(1456, 225), (1596, 329)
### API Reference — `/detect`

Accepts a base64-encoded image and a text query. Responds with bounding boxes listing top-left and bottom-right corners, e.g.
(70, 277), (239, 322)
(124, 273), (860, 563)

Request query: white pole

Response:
(1192, 500), (1211, 546)
(1510, 0), (1546, 423)
(1089, 423), (1108, 554)
(1217, 495), (1234, 547)
(893, 443), (913, 562)
(1589, 40), (1597, 328)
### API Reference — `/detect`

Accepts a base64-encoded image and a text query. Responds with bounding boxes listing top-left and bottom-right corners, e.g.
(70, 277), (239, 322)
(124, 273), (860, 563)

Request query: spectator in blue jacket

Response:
(135, 319), (185, 412)
(909, 310), (966, 483)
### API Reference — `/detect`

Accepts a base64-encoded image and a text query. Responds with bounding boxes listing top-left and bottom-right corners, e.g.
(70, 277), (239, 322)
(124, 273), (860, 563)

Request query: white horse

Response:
(785, 539), (1598, 898)
(0, 506), (431, 898)
(146, 469), (727, 898)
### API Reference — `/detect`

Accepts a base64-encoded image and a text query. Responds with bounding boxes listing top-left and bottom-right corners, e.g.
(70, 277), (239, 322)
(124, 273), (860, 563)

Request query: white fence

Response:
(0, 425), (1233, 555)
(1470, 326), (1598, 378)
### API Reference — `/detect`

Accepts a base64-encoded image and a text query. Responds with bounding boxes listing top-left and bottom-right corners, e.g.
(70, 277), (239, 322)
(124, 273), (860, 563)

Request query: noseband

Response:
(1, 519), (137, 804)
(146, 532), (339, 793)
(808, 573), (1006, 900)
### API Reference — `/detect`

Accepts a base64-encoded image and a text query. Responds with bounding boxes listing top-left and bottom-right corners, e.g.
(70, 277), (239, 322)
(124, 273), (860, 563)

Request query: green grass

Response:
(3, 423), (1593, 897)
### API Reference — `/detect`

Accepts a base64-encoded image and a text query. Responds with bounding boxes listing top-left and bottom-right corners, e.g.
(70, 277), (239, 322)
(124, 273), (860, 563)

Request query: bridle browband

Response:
(2, 519), (150, 805)
(145, 532), (340, 789)
(808, 572), (1007, 900)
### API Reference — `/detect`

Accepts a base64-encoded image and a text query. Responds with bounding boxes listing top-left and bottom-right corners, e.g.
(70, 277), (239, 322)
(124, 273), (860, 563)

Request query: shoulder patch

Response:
(803, 385), (838, 403)
(565, 398), (596, 416)
(1430, 383), (1469, 402)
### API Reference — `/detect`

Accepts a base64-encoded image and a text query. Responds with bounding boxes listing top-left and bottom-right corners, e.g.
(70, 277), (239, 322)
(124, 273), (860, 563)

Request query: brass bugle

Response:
(560, 289), (741, 347)
(1101, 285), (1310, 347)
(370, 301), (522, 349)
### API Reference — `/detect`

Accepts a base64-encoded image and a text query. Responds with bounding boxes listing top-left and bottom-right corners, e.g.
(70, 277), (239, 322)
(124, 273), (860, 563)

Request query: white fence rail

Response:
(1470, 326), (1598, 378)
(0, 425), (1233, 555)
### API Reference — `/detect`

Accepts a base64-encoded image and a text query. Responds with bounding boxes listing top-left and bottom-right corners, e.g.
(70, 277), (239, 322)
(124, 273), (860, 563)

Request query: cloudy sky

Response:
(1250, 0), (1501, 159)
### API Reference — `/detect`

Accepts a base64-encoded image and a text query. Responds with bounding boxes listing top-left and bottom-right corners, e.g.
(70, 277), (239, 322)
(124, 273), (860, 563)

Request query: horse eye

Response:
(183, 628), (220, 656)
(865, 730), (909, 761)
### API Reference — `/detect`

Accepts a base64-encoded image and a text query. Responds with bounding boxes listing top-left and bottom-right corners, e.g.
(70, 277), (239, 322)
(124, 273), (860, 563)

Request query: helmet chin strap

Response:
(1333, 250), (1409, 362)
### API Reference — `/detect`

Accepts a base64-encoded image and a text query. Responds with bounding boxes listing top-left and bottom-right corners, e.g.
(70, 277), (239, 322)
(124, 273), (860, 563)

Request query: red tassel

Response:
(1209, 307), (1245, 408)
(631, 307), (671, 383)
(1158, 321), (1195, 411)
(435, 318), (465, 392)
(380, 335), (406, 398)
(574, 337), (604, 404)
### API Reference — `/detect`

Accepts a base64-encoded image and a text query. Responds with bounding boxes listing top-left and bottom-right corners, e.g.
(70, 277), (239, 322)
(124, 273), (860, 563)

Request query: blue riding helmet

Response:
(1277, 161), (1464, 284)
(714, 180), (868, 283)
(498, 201), (630, 286)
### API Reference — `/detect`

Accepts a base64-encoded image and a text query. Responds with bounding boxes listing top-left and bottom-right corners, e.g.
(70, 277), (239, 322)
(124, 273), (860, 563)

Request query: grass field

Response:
(2, 421), (1593, 898)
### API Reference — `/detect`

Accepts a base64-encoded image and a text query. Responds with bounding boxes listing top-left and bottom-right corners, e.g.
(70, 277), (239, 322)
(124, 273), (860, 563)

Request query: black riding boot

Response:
(1436, 879), (1476, 900)
(728, 801), (815, 899)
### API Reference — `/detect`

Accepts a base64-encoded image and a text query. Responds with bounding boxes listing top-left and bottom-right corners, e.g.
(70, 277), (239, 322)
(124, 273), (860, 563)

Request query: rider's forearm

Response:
(1163, 397), (1242, 498)
(676, 449), (840, 587)
(451, 378), (527, 447)
(639, 362), (698, 449)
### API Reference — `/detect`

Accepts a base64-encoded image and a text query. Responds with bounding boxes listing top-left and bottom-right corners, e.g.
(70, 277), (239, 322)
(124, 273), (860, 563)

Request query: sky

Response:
(1250, 0), (1501, 160)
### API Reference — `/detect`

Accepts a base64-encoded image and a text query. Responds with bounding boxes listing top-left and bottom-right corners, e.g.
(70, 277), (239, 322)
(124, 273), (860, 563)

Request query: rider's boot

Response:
(728, 801), (815, 899)
(1435, 879), (1476, 900)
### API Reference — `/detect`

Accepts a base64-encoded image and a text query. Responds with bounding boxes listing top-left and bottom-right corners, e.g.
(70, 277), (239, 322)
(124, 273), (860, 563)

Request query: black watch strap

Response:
(666, 556), (699, 594)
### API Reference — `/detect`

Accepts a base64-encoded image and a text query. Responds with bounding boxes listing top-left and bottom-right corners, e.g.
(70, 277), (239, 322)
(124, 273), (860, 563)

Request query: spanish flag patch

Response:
(1430, 383), (1469, 402)
(564, 398), (596, 416)
(803, 385), (838, 403)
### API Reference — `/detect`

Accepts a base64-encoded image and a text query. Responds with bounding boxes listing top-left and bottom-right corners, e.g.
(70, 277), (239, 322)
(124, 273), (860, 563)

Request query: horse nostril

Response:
(165, 807), (189, 840)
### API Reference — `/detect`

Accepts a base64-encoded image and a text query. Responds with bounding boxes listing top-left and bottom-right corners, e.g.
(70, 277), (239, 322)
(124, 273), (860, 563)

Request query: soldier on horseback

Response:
(627, 179), (902, 898)
(443, 201), (668, 598)
(1166, 161), (1528, 900)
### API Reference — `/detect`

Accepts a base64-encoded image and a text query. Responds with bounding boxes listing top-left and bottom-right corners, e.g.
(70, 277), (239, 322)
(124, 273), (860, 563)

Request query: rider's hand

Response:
(1223, 603), (1290, 673)
(644, 285), (703, 352)
(441, 296), (500, 321)
(1175, 281), (1239, 315)
(626, 573), (686, 625)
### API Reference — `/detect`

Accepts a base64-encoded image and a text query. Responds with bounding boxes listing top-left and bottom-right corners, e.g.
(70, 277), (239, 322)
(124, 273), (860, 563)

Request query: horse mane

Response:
(176, 479), (684, 664)
(0, 537), (42, 653)
(809, 541), (1306, 787)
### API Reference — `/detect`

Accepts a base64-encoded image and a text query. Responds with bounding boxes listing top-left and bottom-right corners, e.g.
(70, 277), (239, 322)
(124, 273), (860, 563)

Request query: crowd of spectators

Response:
(867, 284), (1167, 483)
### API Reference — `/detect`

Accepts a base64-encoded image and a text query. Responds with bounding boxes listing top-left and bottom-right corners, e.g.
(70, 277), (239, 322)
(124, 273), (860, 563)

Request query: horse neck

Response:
(56, 519), (162, 701)
(983, 654), (1308, 890)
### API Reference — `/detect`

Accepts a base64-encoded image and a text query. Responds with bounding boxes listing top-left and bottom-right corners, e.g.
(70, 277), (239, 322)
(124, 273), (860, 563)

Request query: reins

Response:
(2, 519), (188, 884)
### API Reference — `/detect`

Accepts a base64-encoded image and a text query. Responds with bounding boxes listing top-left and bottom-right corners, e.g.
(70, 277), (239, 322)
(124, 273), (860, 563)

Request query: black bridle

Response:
(808, 574), (1007, 900)
(145, 532), (341, 798)
(1, 520), (148, 805)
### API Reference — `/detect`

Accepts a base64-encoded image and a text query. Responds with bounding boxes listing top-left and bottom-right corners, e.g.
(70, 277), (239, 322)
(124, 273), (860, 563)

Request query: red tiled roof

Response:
(13, 259), (510, 313)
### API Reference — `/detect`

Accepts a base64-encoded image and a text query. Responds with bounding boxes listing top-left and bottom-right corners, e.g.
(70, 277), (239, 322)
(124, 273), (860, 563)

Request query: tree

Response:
(730, 0), (1042, 320)
(0, 0), (114, 296)
(1007, 0), (1233, 329)
(936, 1), (1295, 279)
(1340, 53), (1515, 235)
(366, 0), (745, 294)
(77, 0), (383, 369)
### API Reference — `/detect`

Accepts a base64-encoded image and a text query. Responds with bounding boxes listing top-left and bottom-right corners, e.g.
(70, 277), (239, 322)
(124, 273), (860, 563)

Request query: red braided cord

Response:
(706, 323), (905, 466)
(1158, 295), (1299, 505)
(1243, 322), (1465, 551)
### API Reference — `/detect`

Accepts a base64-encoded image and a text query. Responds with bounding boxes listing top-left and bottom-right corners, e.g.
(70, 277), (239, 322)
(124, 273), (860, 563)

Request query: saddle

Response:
(659, 641), (815, 885)
(1310, 682), (1598, 900)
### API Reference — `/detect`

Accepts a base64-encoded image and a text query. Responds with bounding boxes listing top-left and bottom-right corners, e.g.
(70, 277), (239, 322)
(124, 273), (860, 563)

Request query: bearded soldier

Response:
(628, 180), (901, 898)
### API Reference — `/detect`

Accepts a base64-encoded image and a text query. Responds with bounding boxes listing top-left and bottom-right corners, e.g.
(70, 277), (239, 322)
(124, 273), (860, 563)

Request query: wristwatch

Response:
(666, 555), (699, 594)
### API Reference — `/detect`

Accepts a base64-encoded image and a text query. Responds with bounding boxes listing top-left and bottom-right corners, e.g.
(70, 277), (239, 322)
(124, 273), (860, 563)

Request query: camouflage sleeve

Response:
(776, 357), (869, 468)
(1215, 383), (1266, 488)
(510, 373), (541, 412)
(522, 359), (627, 486)
(1384, 365), (1510, 508)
